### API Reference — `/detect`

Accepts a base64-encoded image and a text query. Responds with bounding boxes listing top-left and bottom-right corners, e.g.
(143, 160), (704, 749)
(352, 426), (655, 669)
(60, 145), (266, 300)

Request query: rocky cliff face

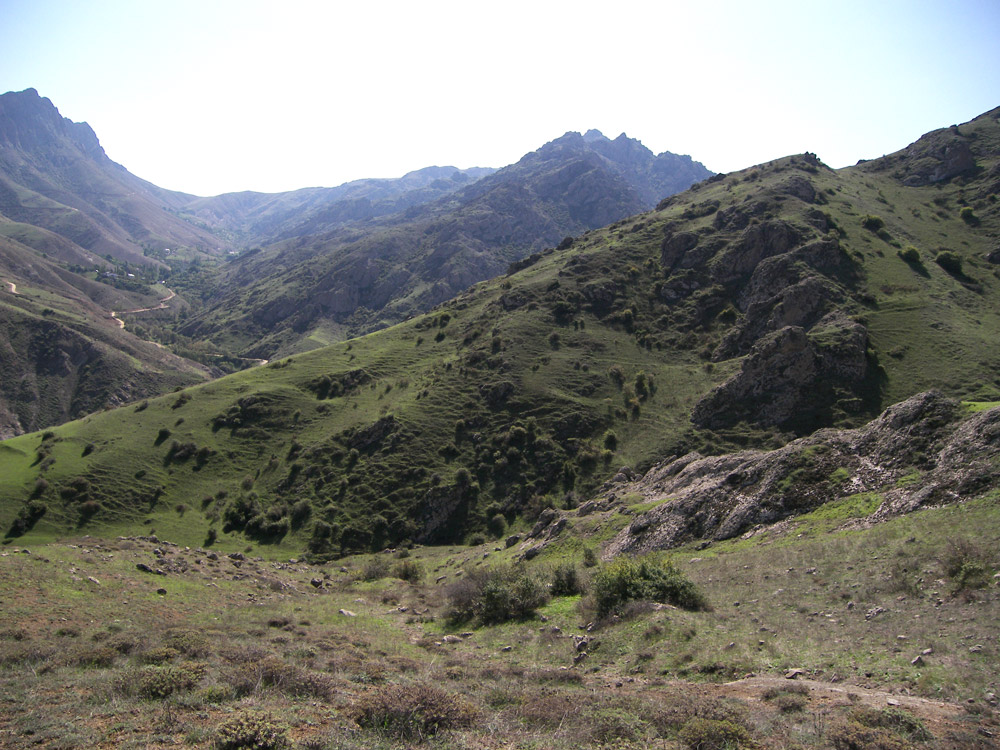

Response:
(600, 392), (998, 557)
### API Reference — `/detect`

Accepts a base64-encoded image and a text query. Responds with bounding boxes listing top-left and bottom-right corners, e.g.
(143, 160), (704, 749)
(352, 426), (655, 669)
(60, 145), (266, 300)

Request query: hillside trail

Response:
(3, 279), (17, 294)
(110, 288), (176, 329)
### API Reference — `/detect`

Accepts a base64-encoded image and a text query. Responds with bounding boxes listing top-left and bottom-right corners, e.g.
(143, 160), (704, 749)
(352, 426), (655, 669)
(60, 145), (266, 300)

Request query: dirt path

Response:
(111, 288), (176, 329)
(3, 280), (17, 295)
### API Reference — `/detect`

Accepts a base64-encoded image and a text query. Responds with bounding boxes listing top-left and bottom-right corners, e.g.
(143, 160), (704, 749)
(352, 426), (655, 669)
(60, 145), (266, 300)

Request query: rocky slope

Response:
(598, 392), (1000, 557)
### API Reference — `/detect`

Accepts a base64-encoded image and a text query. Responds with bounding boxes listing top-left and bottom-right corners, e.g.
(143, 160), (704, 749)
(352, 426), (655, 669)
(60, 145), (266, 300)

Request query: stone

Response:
(338, 609), (356, 617)
(310, 578), (323, 588)
(784, 668), (806, 679)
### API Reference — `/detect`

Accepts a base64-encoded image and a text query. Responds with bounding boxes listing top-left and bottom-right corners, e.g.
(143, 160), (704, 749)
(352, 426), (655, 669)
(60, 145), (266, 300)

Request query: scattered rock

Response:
(911, 655), (924, 666)
(865, 607), (887, 621)
(501, 646), (512, 652)
(785, 669), (807, 679)
(338, 609), (357, 617)
(505, 534), (521, 548)
(969, 644), (983, 653)
(310, 578), (323, 588)
(442, 635), (462, 644)
(156, 588), (167, 596)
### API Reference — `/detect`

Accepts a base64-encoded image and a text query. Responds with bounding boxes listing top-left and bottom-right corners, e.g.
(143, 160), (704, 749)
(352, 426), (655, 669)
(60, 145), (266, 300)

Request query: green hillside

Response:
(2, 107), (998, 555)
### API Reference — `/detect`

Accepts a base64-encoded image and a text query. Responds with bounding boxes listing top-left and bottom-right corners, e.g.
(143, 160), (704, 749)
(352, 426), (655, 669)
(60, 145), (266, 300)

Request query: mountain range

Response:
(0, 88), (710, 436)
(0, 91), (997, 555)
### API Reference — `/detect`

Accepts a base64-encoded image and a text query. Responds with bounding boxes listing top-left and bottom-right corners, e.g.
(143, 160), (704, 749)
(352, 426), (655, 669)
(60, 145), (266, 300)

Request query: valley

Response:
(0, 89), (998, 748)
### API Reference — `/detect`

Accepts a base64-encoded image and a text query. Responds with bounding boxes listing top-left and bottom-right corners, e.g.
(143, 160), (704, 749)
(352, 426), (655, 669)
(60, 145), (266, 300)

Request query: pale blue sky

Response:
(2, 0), (998, 196)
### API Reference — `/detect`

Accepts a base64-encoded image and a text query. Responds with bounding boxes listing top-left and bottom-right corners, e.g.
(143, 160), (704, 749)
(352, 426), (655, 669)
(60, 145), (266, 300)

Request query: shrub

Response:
(678, 717), (753, 749)
(226, 655), (334, 700)
(351, 683), (477, 739)
(847, 706), (931, 742)
(550, 564), (585, 596)
(126, 662), (206, 699)
(935, 250), (963, 275)
(897, 246), (921, 263)
(486, 512), (507, 538)
(942, 538), (992, 591)
(214, 712), (291, 750)
(960, 206), (979, 225)
(592, 555), (708, 618)
(446, 565), (549, 625)
(393, 559), (423, 584)
(861, 214), (885, 231)
(582, 546), (599, 568)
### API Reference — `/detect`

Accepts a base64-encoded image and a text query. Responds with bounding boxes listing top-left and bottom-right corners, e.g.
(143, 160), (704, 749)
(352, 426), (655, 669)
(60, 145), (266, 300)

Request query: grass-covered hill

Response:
(178, 130), (713, 358)
(1, 106), (999, 557)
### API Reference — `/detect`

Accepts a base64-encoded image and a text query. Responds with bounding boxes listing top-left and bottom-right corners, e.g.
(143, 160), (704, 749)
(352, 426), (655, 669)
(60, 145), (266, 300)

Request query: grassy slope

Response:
(0, 495), (995, 749)
(2, 108), (999, 556)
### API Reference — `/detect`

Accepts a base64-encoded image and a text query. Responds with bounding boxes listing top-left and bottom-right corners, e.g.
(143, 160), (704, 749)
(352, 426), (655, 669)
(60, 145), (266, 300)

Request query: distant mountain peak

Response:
(583, 128), (607, 142)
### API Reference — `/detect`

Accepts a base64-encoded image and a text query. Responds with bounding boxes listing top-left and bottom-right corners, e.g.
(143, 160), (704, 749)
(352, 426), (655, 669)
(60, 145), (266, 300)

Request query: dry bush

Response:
(351, 682), (478, 740)
(648, 689), (748, 735)
(226, 654), (336, 700)
(58, 643), (118, 668)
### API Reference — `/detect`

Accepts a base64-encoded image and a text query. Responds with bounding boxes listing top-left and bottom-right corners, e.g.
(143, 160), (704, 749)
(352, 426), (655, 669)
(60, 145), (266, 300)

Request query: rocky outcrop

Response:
(604, 392), (1000, 557)
(859, 127), (977, 187)
(693, 312), (871, 433)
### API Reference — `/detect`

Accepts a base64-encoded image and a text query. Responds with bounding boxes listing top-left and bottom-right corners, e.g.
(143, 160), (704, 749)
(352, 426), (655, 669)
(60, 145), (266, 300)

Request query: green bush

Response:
(960, 206), (980, 225)
(550, 564), (585, 596)
(861, 214), (885, 231)
(678, 717), (753, 749)
(935, 250), (963, 275)
(214, 712), (291, 750)
(897, 246), (921, 263)
(446, 565), (549, 625)
(393, 559), (423, 584)
(592, 555), (708, 617)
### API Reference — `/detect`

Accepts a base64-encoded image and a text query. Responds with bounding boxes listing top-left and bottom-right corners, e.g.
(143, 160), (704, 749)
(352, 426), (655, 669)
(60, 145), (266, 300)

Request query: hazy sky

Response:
(2, 0), (998, 196)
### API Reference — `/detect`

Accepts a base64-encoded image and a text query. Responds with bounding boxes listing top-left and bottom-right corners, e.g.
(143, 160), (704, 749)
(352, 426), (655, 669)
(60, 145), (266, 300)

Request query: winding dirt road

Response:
(110, 288), (177, 329)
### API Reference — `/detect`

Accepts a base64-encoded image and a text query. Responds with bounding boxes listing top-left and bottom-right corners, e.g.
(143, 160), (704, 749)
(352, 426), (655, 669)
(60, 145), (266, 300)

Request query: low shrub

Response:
(941, 538), (993, 591)
(393, 559), (423, 584)
(351, 683), (477, 739)
(935, 250), (963, 275)
(848, 706), (931, 742)
(897, 246), (921, 263)
(214, 712), (291, 750)
(226, 654), (335, 700)
(591, 555), (708, 617)
(861, 214), (885, 231)
(550, 563), (586, 596)
(678, 717), (753, 749)
(445, 564), (549, 625)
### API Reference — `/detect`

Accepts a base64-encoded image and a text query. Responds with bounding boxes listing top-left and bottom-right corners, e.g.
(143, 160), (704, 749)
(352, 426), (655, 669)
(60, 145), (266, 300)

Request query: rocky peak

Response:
(0, 87), (106, 160)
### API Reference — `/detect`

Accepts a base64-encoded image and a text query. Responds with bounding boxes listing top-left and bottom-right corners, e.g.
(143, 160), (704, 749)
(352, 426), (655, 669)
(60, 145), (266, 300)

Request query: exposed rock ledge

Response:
(600, 391), (999, 557)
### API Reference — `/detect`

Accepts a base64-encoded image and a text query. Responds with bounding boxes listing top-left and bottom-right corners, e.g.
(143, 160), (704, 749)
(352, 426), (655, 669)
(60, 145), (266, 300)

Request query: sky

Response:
(2, 0), (999, 197)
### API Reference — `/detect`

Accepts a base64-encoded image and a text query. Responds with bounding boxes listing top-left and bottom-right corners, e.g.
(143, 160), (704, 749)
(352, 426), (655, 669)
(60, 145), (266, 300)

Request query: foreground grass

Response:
(1, 495), (998, 749)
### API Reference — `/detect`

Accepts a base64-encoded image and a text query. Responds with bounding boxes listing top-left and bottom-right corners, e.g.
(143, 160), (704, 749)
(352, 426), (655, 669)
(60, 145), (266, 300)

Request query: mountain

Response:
(0, 88), (228, 264)
(178, 165), (497, 245)
(0, 89), (249, 436)
(178, 130), (713, 357)
(2, 106), (997, 555)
